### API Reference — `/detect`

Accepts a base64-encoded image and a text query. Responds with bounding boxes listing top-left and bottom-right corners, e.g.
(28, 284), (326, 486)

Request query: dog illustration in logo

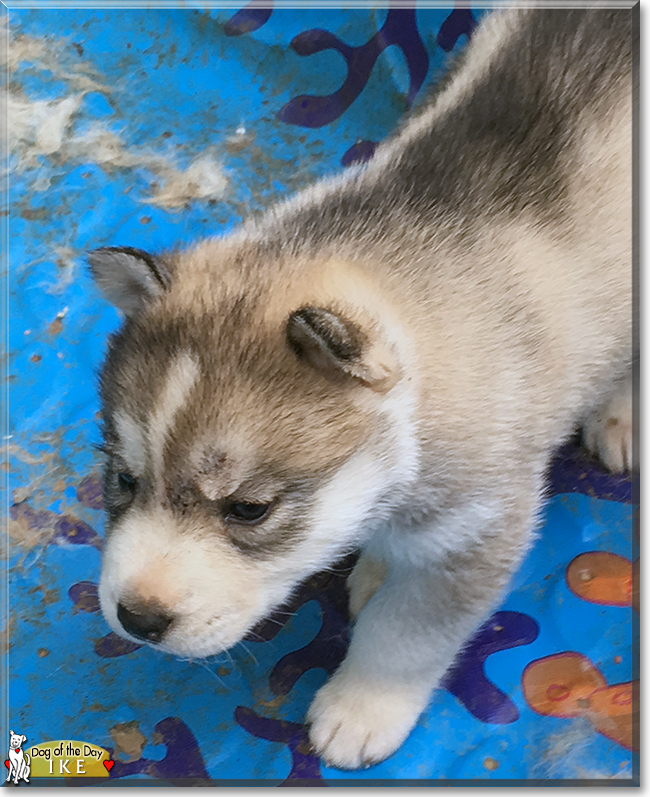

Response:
(5, 730), (30, 784)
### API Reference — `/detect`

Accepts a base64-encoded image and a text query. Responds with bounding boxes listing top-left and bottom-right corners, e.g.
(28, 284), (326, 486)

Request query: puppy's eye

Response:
(223, 501), (271, 525)
(118, 472), (137, 492)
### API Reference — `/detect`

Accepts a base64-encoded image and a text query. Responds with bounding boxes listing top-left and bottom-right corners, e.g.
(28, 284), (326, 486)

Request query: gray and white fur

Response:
(89, 7), (635, 769)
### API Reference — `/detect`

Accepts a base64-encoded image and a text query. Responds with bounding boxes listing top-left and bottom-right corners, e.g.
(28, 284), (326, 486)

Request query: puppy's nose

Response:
(117, 601), (173, 643)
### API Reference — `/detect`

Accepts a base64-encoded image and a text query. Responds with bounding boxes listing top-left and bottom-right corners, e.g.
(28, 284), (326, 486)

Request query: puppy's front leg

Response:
(307, 507), (534, 769)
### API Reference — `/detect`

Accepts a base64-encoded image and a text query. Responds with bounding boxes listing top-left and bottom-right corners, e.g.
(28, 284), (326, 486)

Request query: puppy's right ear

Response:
(286, 306), (400, 393)
(87, 246), (172, 317)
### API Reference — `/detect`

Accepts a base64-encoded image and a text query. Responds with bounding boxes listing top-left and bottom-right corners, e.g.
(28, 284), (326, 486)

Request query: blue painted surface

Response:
(6, 4), (637, 784)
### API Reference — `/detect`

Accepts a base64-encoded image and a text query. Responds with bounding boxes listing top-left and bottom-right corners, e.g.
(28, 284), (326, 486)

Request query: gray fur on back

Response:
(253, 8), (633, 255)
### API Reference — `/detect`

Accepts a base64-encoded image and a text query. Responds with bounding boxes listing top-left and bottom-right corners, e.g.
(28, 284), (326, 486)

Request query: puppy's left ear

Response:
(87, 246), (173, 317)
(286, 306), (400, 393)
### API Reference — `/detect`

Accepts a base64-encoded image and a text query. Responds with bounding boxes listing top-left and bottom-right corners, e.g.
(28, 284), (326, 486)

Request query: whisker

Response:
(244, 631), (266, 643)
(238, 642), (259, 666)
(223, 648), (239, 674)
(45, 663), (65, 680)
(191, 659), (228, 689)
(262, 617), (287, 628)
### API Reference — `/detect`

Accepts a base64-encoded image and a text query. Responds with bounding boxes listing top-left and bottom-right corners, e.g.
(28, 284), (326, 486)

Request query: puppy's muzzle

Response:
(117, 601), (173, 644)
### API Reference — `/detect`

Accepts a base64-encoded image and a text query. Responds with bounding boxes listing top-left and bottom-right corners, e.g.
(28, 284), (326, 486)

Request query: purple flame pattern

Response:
(234, 706), (325, 786)
(441, 611), (539, 724)
(10, 502), (102, 549)
(109, 717), (209, 783)
(224, 1), (273, 37)
(437, 5), (477, 52)
(277, 8), (429, 128)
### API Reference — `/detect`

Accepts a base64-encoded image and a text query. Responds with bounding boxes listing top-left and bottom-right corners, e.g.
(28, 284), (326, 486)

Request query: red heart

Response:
(103, 760), (114, 772)
(4, 760), (9, 770)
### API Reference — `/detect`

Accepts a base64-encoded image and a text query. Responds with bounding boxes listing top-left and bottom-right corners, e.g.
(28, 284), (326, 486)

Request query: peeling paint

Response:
(109, 721), (148, 762)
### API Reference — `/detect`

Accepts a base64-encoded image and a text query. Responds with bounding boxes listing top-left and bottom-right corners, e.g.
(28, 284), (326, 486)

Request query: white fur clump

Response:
(145, 152), (229, 209)
(6, 19), (229, 209)
(69, 124), (229, 209)
(7, 93), (85, 168)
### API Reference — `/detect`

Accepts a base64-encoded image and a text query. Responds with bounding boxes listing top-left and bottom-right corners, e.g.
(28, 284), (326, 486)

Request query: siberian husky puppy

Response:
(89, 7), (635, 769)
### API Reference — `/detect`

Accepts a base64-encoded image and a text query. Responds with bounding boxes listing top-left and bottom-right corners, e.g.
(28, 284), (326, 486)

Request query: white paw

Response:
(307, 670), (428, 769)
(346, 554), (387, 620)
(583, 382), (633, 472)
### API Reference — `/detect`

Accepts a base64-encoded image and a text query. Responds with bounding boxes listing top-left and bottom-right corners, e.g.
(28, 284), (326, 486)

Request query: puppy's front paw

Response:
(583, 380), (633, 472)
(307, 670), (428, 769)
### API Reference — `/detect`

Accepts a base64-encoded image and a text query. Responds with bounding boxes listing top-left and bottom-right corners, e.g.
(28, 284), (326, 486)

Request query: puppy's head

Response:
(89, 241), (415, 658)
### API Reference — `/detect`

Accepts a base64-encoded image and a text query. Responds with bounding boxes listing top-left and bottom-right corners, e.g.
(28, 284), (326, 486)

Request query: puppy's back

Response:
(254, 9), (632, 255)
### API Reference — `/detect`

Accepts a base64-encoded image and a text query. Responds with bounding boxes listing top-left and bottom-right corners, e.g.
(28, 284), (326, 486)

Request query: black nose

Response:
(117, 602), (173, 643)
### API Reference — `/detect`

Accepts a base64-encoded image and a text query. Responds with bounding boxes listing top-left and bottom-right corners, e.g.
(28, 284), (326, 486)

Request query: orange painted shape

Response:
(590, 682), (639, 751)
(632, 558), (640, 614)
(590, 683), (633, 716)
(566, 551), (632, 607)
(522, 653), (638, 753)
(522, 652), (606, 718)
